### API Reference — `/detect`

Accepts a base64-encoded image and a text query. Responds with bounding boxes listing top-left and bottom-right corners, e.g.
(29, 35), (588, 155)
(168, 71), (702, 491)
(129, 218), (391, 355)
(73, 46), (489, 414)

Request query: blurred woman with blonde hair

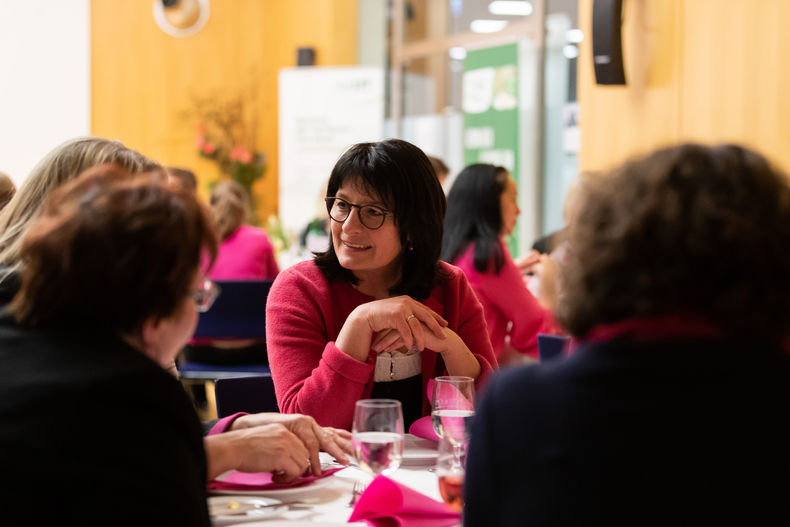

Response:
(0, 137), (156, 302)
(183, 179), (278, 365)
(208, 180), (278, 280)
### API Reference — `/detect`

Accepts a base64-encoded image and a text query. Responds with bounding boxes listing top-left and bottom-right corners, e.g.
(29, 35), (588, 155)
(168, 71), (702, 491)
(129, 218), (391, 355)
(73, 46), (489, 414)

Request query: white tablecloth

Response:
(217, 435), (450, 526)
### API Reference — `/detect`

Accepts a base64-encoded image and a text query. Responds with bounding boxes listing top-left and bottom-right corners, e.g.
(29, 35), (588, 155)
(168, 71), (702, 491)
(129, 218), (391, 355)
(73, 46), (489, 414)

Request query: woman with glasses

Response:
(267, 139), (497, 429)
(441, 163), (561, 365)
(0, 166), (353, 524)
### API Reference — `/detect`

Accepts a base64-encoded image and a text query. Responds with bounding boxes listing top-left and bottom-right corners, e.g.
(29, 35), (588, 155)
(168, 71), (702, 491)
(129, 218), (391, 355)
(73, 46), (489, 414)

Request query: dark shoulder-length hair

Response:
(441, 163), (509, 273)
(314, 138), (447, 300)
(10, 164), (218, 335)
(558, 143), (790, 342)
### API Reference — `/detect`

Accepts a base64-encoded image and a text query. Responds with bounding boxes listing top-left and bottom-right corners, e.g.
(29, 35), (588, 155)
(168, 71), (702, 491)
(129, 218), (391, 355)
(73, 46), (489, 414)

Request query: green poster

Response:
(462, 43), (520, 256)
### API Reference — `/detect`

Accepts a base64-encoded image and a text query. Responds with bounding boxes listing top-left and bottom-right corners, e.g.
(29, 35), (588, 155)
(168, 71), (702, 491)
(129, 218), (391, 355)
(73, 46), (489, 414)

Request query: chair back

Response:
(215, 374), (279, 417)
(193, 279), (273, 339)
(537, 334), (570, 362)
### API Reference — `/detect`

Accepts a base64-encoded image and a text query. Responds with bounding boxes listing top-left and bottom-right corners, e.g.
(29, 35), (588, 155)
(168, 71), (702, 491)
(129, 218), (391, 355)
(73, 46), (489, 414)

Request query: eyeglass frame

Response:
(192, 278), (221, 313)
(324, 196), (392, 230)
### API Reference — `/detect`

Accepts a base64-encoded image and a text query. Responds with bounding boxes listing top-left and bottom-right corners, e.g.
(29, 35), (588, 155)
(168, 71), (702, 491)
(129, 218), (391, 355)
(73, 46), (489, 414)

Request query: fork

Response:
(346, 479), (368, 508)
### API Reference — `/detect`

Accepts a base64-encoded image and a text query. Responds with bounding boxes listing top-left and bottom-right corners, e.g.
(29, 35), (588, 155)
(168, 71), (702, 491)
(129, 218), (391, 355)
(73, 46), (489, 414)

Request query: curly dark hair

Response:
(314, 139), (447, 300)
(558, 143), (790, 342)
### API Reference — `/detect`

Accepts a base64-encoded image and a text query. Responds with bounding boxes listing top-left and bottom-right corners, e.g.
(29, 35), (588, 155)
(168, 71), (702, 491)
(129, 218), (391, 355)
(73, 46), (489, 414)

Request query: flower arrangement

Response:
(187, 91), (266, 216)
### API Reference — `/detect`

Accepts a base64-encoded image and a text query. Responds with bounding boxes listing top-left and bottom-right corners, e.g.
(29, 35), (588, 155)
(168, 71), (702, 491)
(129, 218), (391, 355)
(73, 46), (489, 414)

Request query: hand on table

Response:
(205, 423), (311, 482)
(231, 413), (353, 476)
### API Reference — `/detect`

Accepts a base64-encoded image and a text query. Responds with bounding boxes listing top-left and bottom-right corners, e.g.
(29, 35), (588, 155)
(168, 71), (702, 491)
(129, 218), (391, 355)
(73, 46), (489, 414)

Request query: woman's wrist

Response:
(204, 433), (242, 480)
(439, 329), (481, 379)
(336, 307), (375, 362)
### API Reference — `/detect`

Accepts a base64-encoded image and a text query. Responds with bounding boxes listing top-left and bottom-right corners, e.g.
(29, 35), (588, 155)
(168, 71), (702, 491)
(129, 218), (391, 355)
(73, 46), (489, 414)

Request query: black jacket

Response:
(0, 313), (210, 526)
(465, 335), (790, 526)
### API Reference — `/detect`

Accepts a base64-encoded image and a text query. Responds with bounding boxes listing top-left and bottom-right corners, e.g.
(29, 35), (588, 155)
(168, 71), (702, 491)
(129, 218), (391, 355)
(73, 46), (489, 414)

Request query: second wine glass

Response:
(352, 399), (405, 477)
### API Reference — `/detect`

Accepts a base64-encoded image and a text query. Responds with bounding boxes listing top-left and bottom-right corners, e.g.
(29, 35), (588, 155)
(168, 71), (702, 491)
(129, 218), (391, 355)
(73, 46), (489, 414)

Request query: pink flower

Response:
(201, 142), (216, 155)
(230, 145), (253, 164)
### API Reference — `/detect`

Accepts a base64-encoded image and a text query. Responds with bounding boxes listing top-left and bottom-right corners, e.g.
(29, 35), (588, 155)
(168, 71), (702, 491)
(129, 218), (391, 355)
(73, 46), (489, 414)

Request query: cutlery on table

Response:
(211, 498), (319, 516)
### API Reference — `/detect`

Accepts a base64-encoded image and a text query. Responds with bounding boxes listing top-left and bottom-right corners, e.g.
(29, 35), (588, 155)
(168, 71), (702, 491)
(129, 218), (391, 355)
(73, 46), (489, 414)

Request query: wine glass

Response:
(436, 433), (465, 512)
(352, 399), (405, 477)
(431, 376), (475, 447)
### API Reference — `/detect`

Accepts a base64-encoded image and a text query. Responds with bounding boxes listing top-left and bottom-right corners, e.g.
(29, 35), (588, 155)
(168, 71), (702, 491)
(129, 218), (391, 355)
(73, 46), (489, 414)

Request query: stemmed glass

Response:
(352, 399), (405, 477)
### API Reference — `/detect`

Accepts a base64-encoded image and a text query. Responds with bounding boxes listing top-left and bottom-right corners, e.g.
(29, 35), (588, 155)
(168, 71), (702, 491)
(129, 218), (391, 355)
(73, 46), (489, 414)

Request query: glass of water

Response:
(431, 376), (475, 446)
(352, 399), (404, 476)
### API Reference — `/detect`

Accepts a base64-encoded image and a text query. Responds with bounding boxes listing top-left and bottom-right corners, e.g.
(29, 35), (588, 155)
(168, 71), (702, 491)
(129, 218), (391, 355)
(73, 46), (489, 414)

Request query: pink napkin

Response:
(348, 475), (460, 527)
(207, 467), (342, 491)
(409, 415), (440, 442)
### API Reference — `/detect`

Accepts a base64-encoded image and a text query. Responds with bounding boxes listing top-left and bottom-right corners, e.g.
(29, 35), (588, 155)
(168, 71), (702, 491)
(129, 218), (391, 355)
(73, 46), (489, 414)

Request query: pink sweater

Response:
(209, 225), (279, 281)
(266, 260), (497, 429)
(454, 241), (557, 361)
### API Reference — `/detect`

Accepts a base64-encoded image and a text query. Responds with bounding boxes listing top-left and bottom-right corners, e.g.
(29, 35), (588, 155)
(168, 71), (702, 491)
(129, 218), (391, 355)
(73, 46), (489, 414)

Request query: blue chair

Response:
(215, 375), (279, 418)
(537, 334), (570, 362)
(179, 279), (273, 380)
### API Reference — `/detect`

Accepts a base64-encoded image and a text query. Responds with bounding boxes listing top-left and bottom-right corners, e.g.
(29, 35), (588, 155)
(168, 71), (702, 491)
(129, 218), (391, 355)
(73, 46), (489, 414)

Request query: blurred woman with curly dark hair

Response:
(465, 143), (790, 526)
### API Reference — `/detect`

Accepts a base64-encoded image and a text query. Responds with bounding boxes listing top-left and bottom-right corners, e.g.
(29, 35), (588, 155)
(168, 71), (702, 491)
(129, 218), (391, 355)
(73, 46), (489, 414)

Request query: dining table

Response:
(210, 434), (459, 527)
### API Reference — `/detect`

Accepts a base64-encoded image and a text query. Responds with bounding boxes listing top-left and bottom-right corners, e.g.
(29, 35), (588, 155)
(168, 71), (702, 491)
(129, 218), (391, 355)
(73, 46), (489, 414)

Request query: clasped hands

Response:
(339, 296), (449, 361)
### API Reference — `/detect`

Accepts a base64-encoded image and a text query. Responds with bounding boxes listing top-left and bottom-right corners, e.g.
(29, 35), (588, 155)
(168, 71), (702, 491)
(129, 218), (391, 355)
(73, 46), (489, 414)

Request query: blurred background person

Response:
(206, 179), (279, 281)
(167, 166), (198, 194)
(267, 139), (496, 429)
(0, 137), (155, 303)
(0, 171), (15, 212)
(442, 163), (561, 365)
(183, 179), (278, 365)
(0, 167), (351, 524)
(427, 155), (449, 186)
(465, 143), (790, 526)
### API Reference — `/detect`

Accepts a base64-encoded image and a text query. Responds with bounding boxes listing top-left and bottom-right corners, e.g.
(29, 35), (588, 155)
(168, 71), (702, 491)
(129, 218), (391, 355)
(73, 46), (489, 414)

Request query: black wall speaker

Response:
(592, 0), (626, 85)
(297, 47), (315, 67)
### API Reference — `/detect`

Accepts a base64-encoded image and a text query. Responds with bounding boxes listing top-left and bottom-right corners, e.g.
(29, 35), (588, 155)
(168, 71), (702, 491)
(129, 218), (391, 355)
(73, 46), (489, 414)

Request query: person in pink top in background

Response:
(184, 180), (278, 364)
(209, 180), (279, 280)
(442, 164), (561, 366)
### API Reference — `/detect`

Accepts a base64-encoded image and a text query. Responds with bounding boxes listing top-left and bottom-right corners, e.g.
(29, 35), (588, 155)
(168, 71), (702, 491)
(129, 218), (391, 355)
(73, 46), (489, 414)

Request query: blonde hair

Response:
(210, 180), (251, 240)
(0, 137), (156, 276)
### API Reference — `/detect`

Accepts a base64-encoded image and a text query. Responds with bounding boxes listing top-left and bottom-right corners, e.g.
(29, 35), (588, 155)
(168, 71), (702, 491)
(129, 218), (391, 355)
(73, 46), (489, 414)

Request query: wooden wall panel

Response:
(579, 0), (790, 173)
(680, 0), (790, 170)
(578, 0), (681, 172)
(91, 0), (357, 218)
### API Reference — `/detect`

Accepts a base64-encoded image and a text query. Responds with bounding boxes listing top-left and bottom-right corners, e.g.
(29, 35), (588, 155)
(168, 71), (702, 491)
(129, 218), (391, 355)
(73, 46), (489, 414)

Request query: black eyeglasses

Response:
(324, 197), (391, 230)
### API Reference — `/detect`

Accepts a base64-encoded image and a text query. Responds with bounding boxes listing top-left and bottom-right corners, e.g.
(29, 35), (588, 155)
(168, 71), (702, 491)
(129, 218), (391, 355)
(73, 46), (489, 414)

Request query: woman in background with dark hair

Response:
(442, 163), (558, 364)
(267, 139), (496, 429)
(464, 143), (790, 526)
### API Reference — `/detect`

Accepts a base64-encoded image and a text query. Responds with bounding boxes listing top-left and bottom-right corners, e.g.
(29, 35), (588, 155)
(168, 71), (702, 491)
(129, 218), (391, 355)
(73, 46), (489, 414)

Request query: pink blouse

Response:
(454, 240), (559, 361)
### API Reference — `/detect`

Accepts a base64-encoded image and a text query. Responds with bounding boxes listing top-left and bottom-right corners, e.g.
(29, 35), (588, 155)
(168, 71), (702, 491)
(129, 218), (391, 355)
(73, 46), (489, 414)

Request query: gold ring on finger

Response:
(406, 314), (416, 322)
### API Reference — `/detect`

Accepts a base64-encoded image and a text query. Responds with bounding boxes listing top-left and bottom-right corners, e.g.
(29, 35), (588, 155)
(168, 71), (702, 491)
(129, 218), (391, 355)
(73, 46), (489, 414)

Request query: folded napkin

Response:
(348, 475), (460, 527)
(409, 415), (440, 442)
(208, 467), (342, 492)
